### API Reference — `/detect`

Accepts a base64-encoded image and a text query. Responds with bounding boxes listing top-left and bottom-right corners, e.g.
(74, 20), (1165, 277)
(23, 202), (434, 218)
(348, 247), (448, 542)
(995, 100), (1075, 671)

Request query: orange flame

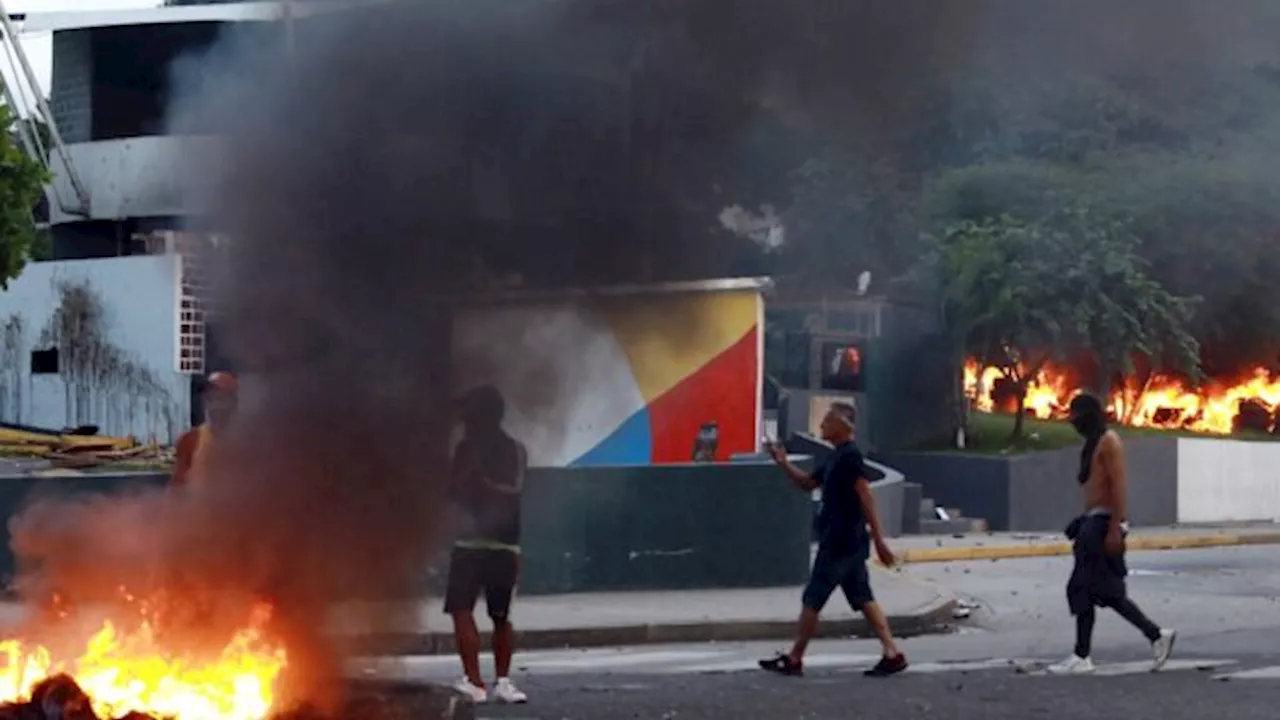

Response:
(964, 360), (1280, 435)
(0, 602), (286, 720)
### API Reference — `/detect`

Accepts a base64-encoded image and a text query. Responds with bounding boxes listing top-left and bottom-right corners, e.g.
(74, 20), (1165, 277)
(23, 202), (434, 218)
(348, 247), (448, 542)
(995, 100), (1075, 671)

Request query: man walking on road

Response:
(759, 401), (908, 677)
(446, 385), (529, 704)
(1047, 392), (1176, 674)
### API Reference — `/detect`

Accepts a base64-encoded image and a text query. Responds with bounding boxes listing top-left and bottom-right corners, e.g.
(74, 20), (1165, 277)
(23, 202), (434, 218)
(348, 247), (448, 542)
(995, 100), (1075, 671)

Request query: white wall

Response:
(0, 256), (189, 442)
(48, 136), (226, 224)
(1176, 438), (1280, 523)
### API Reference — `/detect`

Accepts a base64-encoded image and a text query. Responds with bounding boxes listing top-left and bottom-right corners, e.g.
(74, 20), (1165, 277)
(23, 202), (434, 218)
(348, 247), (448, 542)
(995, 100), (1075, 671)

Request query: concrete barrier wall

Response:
(1176, 438), (1280, 523)
(880, 452), (1013, 529)
(865, 461), (905, 539)
(0, 463), (813, 596)
(887, 436), (1179, 532)
(522, 462), (812, 594)
(0, 473), (170, 586)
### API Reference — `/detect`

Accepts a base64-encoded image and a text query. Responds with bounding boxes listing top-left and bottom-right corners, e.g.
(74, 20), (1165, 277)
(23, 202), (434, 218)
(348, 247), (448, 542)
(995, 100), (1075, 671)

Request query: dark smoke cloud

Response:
(12, 0), (1280, 712)
(10, 0), (794, 712)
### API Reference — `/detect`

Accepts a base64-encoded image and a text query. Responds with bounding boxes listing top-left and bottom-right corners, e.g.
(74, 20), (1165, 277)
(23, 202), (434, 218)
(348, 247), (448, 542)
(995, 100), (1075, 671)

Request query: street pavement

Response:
(357, 544), (1280, 718)
(331, 567), (953, 653)
(888, 522), (1280, 563)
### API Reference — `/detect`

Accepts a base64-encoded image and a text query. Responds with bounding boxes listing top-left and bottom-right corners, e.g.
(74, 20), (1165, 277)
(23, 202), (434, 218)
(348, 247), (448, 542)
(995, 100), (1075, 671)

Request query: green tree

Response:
(933, 215), (1068, 440)
(1045, 209), (1202, 404)
(0, 104), (50, 289)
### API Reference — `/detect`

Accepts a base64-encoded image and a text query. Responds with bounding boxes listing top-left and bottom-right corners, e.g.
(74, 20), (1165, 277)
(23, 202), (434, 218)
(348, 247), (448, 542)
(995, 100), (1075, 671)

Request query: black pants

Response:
(1066, 514), (1129, 615)
(443, 547), (519, 622)
(1066, 514), (1160, 657)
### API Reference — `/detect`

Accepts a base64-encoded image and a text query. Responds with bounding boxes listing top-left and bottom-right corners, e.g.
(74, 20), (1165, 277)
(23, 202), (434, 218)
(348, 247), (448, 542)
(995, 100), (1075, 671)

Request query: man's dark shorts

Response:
(802, 545), (874, 612)
(443, 547), (519, 622)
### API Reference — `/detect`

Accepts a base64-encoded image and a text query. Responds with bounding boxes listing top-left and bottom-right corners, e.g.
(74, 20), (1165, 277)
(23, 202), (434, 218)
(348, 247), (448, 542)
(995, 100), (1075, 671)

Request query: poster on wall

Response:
(452, 281), (765, 468)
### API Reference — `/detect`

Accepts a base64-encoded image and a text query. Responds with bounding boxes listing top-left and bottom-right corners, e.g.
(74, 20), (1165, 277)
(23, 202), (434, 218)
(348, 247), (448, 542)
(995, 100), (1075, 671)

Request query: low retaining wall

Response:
(1177, 438), (1280, 523)
(887, 435), (1179, 532)
(522, 462), (812, 594)
(0, 472), (169, 585)
(0, 462), (814, 596)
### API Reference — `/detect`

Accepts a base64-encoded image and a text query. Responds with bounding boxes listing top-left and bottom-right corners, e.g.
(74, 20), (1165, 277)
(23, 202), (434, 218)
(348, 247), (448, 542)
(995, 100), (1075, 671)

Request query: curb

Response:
(894, 531), (1280, 564)
(343, 596), (958, 656)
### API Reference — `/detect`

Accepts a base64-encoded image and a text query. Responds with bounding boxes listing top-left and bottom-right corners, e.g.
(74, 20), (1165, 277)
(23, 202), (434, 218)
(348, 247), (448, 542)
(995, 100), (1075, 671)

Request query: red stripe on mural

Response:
(647, 326), (759, 463)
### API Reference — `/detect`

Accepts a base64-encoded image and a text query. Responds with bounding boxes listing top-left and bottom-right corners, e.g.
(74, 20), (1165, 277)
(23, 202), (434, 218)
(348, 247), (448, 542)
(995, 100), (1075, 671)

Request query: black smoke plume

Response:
(13, 0), (1280, 713)
(10, 0), (788, 712)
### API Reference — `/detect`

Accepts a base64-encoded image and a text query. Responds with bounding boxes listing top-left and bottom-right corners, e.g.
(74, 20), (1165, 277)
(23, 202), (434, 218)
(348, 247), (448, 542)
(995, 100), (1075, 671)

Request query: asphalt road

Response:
(370, 544), (1280, 719)
(469, 664), (1280, 720)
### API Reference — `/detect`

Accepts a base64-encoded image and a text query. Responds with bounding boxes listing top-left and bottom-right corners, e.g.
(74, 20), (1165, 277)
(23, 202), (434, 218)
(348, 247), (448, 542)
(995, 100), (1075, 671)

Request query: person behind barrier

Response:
(172, 371), (239, 489)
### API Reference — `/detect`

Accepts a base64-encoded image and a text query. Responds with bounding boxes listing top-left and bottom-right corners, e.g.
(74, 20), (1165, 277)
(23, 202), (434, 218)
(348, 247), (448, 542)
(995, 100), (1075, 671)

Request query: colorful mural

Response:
(452, 280), (764, 467)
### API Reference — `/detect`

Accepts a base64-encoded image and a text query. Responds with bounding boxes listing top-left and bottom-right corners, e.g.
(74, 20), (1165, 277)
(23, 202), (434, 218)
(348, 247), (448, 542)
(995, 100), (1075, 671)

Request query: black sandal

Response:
(759, 652), (804, 676)
(863, 654), (909, 677)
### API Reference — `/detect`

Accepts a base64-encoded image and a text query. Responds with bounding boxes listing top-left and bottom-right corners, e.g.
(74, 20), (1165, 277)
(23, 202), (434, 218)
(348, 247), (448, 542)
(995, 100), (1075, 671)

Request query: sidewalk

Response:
(890, 523), (1280, 564)
(332, 567), (956, 656)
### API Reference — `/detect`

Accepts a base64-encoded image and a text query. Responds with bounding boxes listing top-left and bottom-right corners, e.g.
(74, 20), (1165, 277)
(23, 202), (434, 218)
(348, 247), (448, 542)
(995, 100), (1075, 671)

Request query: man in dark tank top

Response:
(445, 385), (529, 705)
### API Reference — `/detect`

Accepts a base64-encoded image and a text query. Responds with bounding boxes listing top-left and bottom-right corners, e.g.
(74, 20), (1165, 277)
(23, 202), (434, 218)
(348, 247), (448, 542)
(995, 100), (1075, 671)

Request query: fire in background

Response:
(964, 360), (1280, 435)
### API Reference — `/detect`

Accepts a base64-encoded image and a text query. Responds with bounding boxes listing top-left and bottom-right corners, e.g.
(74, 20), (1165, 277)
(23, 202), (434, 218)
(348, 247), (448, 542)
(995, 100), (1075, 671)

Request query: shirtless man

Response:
(1047, 392), (1176, 674)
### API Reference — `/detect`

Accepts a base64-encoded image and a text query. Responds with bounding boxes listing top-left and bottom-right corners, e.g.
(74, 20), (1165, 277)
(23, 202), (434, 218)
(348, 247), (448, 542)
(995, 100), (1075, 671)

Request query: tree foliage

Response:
(1047, 208), (1201, 395)
(934, 216), (1067, 438)
(772, 58), (1280, 399)
(0, 104), (50, 289)
(932, 208), (1201, 438)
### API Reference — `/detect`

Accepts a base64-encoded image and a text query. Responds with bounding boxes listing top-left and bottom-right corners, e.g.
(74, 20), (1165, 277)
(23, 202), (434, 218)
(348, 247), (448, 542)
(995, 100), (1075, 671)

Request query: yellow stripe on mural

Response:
(595, 290), (760, 404)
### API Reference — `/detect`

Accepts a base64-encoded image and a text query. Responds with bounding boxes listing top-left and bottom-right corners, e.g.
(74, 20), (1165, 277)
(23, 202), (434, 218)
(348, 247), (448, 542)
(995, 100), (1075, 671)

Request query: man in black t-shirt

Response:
(445, 385), (528, 705)
(759, 401), (908, 678)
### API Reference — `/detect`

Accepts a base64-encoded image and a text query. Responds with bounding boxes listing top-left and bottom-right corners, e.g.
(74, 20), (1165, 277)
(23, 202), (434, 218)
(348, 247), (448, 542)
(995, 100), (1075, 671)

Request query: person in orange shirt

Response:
(172, 371), (238, 488)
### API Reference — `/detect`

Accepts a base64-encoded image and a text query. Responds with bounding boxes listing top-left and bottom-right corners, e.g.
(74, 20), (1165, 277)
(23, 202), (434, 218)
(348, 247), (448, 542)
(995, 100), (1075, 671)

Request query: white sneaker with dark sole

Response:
(490, 678), (528, 704)
(1151, 629), (1177, 672)
(1045, 654), (1096, 675)
(453, 678), (488, 704)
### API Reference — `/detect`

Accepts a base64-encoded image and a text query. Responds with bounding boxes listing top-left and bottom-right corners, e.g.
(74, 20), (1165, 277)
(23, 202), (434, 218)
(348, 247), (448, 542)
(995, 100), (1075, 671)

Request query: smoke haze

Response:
(10, 0), (1280, 712)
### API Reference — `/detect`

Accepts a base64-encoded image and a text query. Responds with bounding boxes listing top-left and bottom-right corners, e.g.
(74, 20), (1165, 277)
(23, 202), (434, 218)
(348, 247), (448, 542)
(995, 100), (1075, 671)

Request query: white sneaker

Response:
(490, 677), (528, 704)
(1045, 654), (1096, 675)
(1151, 629), (1177, 671)
(452, 678), (487, 704)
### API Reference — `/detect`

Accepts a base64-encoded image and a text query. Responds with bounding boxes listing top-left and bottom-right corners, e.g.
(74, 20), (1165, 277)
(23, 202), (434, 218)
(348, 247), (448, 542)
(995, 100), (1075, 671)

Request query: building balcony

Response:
(47, 134), (226, 225)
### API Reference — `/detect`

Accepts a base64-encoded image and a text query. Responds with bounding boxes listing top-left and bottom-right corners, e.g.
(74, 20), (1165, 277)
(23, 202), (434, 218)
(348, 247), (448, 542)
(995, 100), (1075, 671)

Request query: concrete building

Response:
(33, 1), (295, 258)
(0, 2), (303, 437)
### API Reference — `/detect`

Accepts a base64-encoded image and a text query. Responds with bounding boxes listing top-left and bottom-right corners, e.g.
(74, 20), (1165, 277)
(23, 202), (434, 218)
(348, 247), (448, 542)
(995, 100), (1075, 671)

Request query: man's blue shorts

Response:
(802, 545), (874, 612)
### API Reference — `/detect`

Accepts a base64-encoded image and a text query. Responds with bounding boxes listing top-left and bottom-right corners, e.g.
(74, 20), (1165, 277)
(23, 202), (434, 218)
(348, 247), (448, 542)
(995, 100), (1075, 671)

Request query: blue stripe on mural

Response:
(569, 408), (653, 466)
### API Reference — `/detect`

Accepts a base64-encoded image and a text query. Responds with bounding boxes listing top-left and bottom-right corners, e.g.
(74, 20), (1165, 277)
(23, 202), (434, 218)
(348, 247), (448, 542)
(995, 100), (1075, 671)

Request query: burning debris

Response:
(0, 602), (285, 720)
(965, 359), (1280, 434)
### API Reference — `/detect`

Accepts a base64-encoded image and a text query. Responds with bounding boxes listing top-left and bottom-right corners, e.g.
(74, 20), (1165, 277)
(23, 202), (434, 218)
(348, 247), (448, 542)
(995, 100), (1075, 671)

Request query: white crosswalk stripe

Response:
(1018, 658), (1235, 677)
(1211, 665), (1280, 681)
(350, 647), (1255, 682)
